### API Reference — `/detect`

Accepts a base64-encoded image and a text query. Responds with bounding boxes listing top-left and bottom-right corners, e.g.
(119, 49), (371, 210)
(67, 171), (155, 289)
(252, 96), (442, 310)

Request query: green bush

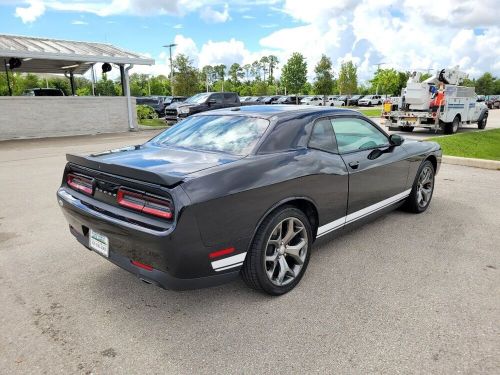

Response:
(136, 104), (158, 120)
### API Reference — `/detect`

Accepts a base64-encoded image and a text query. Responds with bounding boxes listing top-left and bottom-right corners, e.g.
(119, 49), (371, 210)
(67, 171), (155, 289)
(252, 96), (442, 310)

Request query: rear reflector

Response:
(117, 188), (173, 220)
(209, 247), (236, 259)
(67, 173), (94, 195)
(131, 260), (154, 271)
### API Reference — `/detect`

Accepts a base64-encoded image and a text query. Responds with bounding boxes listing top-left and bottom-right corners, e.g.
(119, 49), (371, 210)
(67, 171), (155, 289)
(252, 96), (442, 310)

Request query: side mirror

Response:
(389, 134), (404, 146)
(208, 99), (217, 105)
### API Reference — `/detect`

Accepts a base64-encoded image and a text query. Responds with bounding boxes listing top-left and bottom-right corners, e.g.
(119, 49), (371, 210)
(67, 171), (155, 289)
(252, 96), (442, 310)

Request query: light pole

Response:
(163, 43), (177, 96)
(373, 62), (385, 95)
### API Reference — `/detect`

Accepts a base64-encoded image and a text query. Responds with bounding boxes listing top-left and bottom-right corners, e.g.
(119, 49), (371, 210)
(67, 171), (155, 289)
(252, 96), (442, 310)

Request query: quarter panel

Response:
(182, 149), (349, 246)
(401, 140), (442, 186)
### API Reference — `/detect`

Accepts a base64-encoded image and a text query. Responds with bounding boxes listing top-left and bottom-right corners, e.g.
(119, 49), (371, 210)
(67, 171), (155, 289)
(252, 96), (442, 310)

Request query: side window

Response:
(223, 93), (237, 103)
(210, 93), (223, 104)
(332, 118), (388, 154)
(308, 119), (337, 153)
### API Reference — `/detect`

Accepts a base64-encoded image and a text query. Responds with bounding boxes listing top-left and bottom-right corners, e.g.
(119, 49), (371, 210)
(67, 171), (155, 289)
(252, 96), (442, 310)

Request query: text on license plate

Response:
(89, 229), (109, 257)
(403, 117), (417, 123)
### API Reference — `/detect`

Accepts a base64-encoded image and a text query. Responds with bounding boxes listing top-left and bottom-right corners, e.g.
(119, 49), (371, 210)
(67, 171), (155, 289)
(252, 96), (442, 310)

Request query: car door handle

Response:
(348, 161), (360, 169)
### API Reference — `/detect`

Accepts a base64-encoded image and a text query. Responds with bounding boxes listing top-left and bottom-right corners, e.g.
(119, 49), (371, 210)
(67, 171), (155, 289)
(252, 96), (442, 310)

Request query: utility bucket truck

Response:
(383, 67), (488, 134)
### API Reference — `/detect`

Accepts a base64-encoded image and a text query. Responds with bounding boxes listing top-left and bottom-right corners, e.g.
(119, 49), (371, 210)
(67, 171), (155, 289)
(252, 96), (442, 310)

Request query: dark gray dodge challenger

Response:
(57, 105), (441, 295)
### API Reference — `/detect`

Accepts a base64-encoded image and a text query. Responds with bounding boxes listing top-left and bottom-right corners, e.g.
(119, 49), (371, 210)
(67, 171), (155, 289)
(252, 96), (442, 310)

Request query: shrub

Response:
(136, 104), (158, 120)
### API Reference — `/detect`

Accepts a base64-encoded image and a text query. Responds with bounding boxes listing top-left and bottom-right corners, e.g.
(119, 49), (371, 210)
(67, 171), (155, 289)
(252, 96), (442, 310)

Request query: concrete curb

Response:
(138, 125), (169, 131)
(442, 155), (500, 170)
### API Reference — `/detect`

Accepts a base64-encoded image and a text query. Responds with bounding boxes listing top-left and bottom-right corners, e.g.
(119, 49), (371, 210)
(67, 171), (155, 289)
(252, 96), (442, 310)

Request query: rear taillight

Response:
(117, 188), (173, 220)
(67, 173), (94, 195)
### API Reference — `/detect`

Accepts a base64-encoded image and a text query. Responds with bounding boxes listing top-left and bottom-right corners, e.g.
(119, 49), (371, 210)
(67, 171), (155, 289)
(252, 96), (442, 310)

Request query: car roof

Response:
(196, 105), (360, 120)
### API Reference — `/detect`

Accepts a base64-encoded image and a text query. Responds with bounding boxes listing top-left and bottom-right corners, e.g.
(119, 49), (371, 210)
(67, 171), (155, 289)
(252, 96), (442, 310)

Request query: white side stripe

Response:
(345, 189), (411, 224)
(211, 252), (247, 271)
(317, 189), (411, 238)
(316, 217), (345, 237)
(214, 262), (244, 272)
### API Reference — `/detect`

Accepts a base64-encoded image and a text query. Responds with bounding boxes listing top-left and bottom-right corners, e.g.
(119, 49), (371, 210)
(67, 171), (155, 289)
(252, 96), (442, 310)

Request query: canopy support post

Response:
(122, 64), (137, 131)
(69, 71), (76, 96)
(3, 59), (12, 96)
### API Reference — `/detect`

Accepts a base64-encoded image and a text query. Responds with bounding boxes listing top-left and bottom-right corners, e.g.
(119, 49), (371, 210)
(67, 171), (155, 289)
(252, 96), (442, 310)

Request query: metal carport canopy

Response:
(0, 34), (154, 74)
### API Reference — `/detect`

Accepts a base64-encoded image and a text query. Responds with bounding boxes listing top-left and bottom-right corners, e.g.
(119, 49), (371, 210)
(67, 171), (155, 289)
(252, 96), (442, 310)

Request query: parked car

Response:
(57, 105), (442, 295)
(165, 96), (187, 105)
(485, 95), (499, 109)
(358, 95), (384, 106)
(337, 95), (350, 106)
(273, 96), (301, 105)
(261, 96), (282, 104)
(327, 95), (349, 107)
(347, 95), (364, 106)
(23, 88), (65, 96)
(301, 96), (323, 106)
(164, 92), (240, 122)
(136, 96), (168, 116)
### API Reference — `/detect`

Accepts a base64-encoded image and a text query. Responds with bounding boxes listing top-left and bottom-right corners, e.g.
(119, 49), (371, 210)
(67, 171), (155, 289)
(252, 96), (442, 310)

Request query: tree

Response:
(213, 64), (226, 91)
(281, 52), (307, 103)
(172, 54), (200, 96)
(200, 65), (216, 92)
(228, 63), (244, 84)
(252, 80), (268, 96)
(95, 74), (118, 96)
(251, 60), (262, 80)
(475, 72), (496, 95)
(242, 64), (252, 81)
(268, 55), (279, 83)
(149, 75), (170, 95)
(370, 68), (402, 95)
(419, 72), (432, 82)
(338, 61), (357, 95)
(260, 56), (269, 82)
(313, 54), (334, 104)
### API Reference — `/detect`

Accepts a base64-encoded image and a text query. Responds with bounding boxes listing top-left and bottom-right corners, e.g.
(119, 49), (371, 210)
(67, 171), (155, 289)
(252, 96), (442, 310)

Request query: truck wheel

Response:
(403, 160), (435, 213)
(478, 114), (488, 129)
(241, 206), (312, 295)
(444, 116), (460, 134)
(398, 126), (414, 132)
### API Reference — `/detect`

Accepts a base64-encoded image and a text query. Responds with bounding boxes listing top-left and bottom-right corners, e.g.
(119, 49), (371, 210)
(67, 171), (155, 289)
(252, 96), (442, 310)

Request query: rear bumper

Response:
(57, 188), (243, 290)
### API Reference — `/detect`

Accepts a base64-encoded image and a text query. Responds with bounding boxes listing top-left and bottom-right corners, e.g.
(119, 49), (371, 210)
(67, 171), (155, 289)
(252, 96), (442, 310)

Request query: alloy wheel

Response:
(416, 165), (434, 208)
(264, 218), (308, 286)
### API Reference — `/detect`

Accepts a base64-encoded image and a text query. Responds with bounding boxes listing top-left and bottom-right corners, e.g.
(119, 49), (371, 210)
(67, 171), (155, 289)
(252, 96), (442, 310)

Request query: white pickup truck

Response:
(383, 68), (488, 134)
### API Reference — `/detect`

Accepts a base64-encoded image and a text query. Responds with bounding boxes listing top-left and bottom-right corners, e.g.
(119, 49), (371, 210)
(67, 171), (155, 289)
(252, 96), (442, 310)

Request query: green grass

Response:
(428, 129), (500, 161)
(357, 108), (382, 117)
(138, 118), (167, 127)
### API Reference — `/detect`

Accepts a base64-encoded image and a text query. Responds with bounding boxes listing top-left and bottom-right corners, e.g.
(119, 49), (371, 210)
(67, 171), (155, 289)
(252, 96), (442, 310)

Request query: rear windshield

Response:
(150, 115), (270, 155)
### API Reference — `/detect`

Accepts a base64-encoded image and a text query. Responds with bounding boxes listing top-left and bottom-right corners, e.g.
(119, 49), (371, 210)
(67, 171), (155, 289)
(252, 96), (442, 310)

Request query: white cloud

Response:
(71, 20), (88, 25)
(173, 24), (183, 29)
(11, 0), (230, 23)
(242, 15), (255, 19)
(259, 0), (500, 80)
(15, 0), (45, 23)
(199, 3), (230, 23)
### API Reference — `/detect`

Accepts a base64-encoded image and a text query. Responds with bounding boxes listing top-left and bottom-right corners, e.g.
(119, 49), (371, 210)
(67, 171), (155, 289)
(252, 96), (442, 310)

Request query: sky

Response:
(0, 0), (499, 82)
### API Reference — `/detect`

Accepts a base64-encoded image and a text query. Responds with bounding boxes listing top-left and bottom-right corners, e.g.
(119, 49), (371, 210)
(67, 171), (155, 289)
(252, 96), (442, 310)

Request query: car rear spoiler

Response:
(66, 153), (185, 187)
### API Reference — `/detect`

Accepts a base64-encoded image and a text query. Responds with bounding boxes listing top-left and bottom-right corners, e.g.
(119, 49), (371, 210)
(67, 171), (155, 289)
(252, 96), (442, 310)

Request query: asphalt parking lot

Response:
(1, 125), (499, 374)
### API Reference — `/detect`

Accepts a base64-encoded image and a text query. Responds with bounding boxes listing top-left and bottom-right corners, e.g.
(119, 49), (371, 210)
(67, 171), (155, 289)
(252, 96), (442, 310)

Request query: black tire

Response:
(403, 160), (435, 213)
(241, 206), (312, 295)
(443, 115), (460, 134)
(398, 126), (414, 132)
(478, 113), (488, 129)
